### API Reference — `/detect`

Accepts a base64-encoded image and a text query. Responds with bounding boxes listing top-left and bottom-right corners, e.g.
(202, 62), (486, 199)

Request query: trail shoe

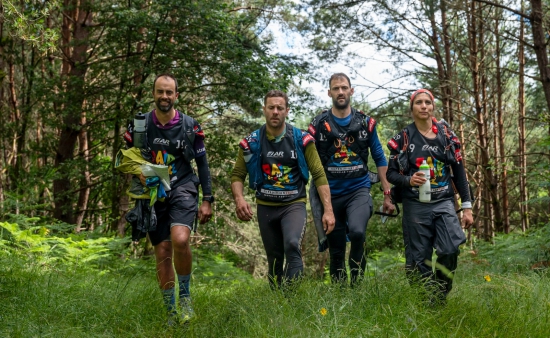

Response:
(166, 309), (178, 327)
(179, 297), (195, 323)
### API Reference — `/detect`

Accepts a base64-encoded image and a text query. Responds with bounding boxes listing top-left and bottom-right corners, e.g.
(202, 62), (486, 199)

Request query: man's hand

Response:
(383, 195), (396, 214)
(235, 198), (254, 221)
(375, 166), (395, 215)
(322, 210), (335, 235)
(198, 201), (213, 224)
(462, 208), (474, 229)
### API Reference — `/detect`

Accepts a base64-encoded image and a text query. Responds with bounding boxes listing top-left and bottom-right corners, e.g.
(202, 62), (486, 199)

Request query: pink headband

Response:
(410, 89), (435, 110)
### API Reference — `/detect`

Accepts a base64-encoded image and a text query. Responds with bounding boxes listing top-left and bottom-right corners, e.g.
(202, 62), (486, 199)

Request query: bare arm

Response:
(376, 165), (396, 214)
(230, 148), (253, 221)
(316, 184), (335, 234)
(303, 142), (335, 233)
(230, 179), (253, 222)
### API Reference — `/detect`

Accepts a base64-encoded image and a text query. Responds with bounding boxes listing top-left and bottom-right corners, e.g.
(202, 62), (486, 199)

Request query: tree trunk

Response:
(75, 112), (91, 230)
(428, 1), (451, 123)
(53, 0), (93, 224)
(494, 12), (510, 233)
(518, 4), (528, 231)
(469, 0), (493, 240)
(0, 4), (5, 213)
(530, 0), (550, 114)
(16, 45), (37, 211)
(484, 8), (496, 240)
(440, 0), (454, 125)
(8, 54), (20, 198)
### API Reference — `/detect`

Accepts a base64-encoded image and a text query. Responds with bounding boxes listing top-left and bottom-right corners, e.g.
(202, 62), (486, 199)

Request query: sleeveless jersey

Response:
(256, 126), (307, 202)
(240, 124), (312, 203)
(308, 109), (376, 180)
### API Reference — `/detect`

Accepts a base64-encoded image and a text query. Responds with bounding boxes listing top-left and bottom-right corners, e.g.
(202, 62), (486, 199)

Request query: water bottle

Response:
(133, 113), (146, 148)
(419, 159), (431, 202)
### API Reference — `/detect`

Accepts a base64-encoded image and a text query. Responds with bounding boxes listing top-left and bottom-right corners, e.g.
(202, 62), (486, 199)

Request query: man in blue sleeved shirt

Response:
(308, 73), (395, 285)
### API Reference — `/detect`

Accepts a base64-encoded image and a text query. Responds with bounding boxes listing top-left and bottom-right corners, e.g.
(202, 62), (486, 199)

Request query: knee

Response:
(329, 247), (346, 260)
(171, 227), (191, 252)
(171, 236), (190, 254)
(155, 243), (173, 265)
(347, 230), (365, 244)
(285, 238), (301, 254)
(437, 245), (460, 257)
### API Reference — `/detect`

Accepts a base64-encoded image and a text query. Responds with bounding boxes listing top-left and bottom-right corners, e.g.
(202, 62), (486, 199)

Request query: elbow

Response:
(385, 170), (398, 185)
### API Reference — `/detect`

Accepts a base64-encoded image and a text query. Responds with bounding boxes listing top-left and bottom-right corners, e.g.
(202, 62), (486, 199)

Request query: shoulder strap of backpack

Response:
(398, 126), (410, 175)
(180, 111), (195, 146)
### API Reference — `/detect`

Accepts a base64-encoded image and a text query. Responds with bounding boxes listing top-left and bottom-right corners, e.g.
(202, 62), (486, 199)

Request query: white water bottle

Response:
(419, 160), (431, 202)
(133, 113), (147, 148)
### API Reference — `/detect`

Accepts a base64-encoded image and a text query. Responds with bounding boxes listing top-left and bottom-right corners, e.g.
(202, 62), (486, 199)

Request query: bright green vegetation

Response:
(1, 220), (549, 337)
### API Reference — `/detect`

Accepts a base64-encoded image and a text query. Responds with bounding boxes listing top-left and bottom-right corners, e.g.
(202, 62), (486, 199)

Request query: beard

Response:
(156, 99), (173, 113)
(332, 96), (350, 109)
(267, 117), (284, 129)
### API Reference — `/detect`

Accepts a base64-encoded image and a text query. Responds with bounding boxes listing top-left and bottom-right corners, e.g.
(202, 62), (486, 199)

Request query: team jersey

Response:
(308, 108), (387, 195)
(387, 122), (470, 203)
(124, 110), (206, 189)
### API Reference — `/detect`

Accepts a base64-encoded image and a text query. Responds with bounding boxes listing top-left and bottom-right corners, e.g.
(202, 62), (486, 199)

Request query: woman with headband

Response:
(386, 89), (473, 305)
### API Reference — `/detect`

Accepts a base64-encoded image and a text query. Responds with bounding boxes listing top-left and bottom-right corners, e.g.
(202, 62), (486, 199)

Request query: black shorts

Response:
(148, 181), (198, 246)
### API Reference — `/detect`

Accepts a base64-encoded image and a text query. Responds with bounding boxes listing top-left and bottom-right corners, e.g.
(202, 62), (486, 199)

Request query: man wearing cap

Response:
(386, 88), (473, 304)
(308, 73), (394, 285)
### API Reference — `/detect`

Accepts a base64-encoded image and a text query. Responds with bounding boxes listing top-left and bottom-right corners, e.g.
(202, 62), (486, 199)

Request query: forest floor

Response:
(1, 238), (549, 337)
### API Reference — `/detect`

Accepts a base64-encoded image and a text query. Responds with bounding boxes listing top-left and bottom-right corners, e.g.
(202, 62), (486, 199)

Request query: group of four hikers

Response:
(119, 72), (473, 324)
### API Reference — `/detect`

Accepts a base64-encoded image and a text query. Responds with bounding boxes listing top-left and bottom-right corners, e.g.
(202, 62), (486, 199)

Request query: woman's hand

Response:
(409, 171), (427, 187)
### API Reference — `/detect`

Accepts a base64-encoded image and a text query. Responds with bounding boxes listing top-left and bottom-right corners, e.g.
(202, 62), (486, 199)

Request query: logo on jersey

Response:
(262, 163), (293, 189)
(415, 157), (449, 187)
(267, 151), (284, 158)
(153, 138), (170, 146)
(422, 145), (439, 152)
(329, 137), (360, 168)
(150, 150), (176, 175)
(389, 139), (398, 150)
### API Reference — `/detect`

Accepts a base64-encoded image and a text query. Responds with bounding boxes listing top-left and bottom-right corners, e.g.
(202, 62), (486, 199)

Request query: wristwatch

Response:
(202, 195), (215, 203)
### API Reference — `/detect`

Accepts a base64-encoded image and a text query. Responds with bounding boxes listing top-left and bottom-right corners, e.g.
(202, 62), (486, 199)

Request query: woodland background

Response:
(1, 0), (549, 281)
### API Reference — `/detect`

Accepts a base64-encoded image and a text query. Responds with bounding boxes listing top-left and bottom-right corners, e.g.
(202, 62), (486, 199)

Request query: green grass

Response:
(191, 263), (550, 337)
(1, 252), (549, 337)
(1, 219), (550, 337)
